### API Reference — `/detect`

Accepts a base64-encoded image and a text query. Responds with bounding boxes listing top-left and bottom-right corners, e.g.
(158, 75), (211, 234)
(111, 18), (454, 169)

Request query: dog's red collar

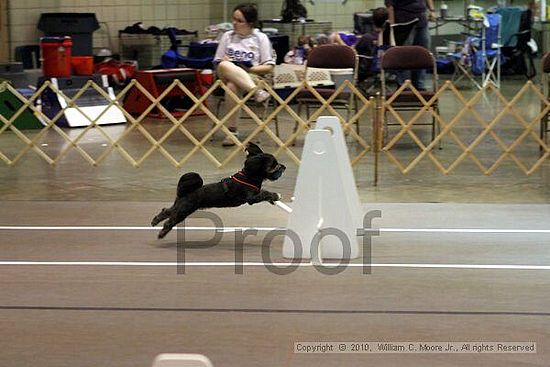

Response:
(231, 171), (261, 191)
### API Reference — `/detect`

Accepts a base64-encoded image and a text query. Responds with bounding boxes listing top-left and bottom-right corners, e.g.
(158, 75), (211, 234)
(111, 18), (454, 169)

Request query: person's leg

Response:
(216, 60), (270, 103)
(393, 25), (413, 46)
(215, 62), (249, 146)
(215, 63), (245, 146)
(216, 61), (271, 146)
(216, 60), (256, 92)
(219, 81), (241, 146)
(411, 24), (431, 90)
(224, 81), (240, 131)
(393, 26), (414, 85)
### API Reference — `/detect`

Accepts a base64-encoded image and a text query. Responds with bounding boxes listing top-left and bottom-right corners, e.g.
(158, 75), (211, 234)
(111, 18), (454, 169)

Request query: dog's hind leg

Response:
(157, 207), (196, 239)
(151, 207), (172, 227)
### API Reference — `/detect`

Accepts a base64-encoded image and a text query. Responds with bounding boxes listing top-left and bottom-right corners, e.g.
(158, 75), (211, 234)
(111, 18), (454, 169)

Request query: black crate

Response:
(15, 45), (41, 69)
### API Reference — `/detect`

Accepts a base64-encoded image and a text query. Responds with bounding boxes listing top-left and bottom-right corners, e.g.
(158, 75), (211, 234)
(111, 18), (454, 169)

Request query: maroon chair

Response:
(296, 44), (359, 132)
(541, 52), (550, 148)
(380, 45), (439, 145)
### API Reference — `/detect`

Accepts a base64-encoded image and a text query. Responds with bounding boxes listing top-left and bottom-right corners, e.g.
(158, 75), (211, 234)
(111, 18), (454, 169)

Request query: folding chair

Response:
(449, 35), (483, 89)
(541, 52), (550, 148)
(296, 44), (359, 132)
(500, 8), (536, 80)
(480, 14), (502, 87)
(356, 19), (418, 96)
(449, 13), (502, 89)
(380, 45), (439, 144)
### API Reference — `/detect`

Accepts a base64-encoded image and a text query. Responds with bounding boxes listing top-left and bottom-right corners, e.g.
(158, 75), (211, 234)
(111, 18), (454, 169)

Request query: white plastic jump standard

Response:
(151, 353), (213, 367)
(283, 116), (363, 260)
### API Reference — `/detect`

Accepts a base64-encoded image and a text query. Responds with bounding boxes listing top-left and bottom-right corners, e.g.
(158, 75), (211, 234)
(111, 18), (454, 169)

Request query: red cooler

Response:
(40, 36), (72, 77)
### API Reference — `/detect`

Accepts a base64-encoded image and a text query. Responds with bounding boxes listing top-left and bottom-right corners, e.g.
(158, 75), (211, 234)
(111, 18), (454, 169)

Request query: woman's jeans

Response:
(394, 23), (431, 90)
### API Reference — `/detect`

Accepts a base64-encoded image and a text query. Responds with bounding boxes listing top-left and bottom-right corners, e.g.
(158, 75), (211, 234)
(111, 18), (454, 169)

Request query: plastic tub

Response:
(71, 56), (94, 76)
(328, 68), (354, 92)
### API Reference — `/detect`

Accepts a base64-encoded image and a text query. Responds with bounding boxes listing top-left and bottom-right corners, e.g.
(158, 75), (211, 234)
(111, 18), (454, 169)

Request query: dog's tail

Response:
(177, 172), (204, 198)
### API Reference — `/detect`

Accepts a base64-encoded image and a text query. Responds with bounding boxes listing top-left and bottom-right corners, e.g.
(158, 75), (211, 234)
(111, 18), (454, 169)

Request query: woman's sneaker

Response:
(222, 130), (240, 147)
(254, 89), (270, 103)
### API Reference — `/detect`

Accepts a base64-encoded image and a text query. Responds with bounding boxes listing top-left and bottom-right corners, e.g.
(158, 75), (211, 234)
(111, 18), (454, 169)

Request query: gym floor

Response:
(1, 201), (549, 367)
(1, 77), (549, 367)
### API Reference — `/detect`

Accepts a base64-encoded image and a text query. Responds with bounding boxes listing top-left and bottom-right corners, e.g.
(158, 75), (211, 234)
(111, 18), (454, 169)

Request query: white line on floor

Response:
(0, 261), (548, 270)
(0, 226), (549, 234)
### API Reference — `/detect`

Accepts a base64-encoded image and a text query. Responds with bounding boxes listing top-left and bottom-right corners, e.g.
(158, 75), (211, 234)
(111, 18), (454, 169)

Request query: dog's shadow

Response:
(149, 240), (177, 249)
(150, 241), (214, 249)
(149, 240), (266, 263)
(149, 239), (250, 252)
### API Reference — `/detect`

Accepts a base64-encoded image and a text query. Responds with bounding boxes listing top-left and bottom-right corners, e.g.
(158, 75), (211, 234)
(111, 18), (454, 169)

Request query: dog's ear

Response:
(246, 142), (264, 157)
(244, 155), (264, 176)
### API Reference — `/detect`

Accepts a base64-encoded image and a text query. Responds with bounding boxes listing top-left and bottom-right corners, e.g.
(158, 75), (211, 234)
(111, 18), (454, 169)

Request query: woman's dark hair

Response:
(234, 3), (259, 27)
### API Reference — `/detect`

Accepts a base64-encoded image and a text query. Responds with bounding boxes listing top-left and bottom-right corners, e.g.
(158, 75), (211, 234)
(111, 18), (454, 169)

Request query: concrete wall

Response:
(1, 0), (10, 62)
(223, 0), (372, 28)
(7, 0), (213, 57)
(6, 0), (539, 60)
(6, 0), (379, 60)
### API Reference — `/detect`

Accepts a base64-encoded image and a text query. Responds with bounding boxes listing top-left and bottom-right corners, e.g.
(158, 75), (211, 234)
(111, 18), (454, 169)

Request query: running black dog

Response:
(151, 143), (286, 239)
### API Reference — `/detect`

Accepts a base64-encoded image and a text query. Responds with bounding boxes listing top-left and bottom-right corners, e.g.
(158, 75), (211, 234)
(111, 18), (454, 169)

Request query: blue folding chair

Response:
(479, 13), (502, 87)
(449, 13), (502, 89)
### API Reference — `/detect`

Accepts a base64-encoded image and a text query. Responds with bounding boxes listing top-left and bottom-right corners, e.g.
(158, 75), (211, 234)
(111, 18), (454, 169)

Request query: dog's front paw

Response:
(268, 192), (281, 204)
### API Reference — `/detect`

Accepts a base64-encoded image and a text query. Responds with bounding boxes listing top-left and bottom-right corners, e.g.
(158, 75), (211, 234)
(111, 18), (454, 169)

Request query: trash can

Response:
(37, 13), (99, 56)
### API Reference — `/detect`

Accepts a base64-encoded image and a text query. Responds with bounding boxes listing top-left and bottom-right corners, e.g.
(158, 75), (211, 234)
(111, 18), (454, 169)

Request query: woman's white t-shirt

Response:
(214, 29), (275, 67)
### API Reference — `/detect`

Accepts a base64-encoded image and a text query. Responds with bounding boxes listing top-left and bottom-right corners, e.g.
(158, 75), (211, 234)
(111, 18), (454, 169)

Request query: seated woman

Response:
(214, 3), (275, 147)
